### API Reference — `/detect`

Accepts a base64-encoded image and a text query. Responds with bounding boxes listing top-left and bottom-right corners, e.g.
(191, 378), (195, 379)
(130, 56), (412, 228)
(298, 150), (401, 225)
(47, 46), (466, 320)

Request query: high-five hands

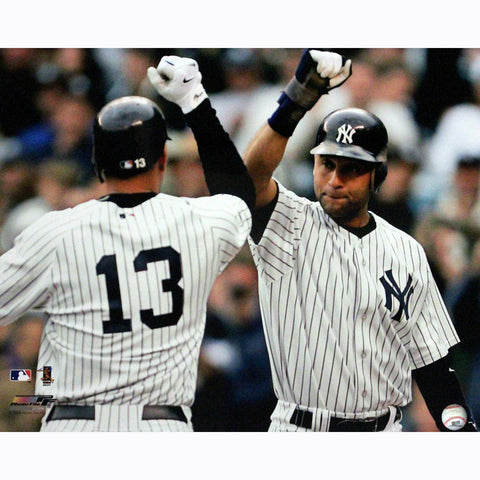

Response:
(310, 50), (352, 90)
(283, 49), (352, 110)
(148, 56), (208, 114)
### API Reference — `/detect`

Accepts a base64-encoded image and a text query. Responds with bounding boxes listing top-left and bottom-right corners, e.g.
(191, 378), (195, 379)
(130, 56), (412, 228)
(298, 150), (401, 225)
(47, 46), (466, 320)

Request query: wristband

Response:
(267, 93), (308, 138)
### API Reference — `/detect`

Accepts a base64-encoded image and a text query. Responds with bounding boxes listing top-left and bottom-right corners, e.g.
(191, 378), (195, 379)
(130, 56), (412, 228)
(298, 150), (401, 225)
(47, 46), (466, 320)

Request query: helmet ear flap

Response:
(372, 163), (388, 193)
(92, 146), (105, 183)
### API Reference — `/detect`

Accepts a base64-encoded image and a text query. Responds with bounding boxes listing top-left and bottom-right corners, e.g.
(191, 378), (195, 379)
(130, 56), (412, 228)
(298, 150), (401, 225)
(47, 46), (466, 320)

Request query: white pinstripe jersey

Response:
(248, 182), (459, 416)
(0, 193), (251, 408)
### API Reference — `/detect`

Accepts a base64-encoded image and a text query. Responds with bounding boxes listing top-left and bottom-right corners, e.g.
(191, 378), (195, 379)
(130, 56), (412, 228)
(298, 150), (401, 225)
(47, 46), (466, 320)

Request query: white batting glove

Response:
(309, 50), (352, 90)
(147, 56), (208, 114)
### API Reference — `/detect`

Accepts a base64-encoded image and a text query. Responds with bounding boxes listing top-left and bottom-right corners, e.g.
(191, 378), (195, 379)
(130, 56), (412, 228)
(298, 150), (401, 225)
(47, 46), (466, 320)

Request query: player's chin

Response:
(319, 194), (348, 212)
(320, 195), (358, 220)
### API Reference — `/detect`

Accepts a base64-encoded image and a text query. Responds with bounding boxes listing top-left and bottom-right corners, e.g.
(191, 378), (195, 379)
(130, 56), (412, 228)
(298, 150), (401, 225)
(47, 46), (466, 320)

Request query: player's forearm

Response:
(242, 49), (352, 209)
(184, 99), (256, 213)
(412, 353), (478, 431)
(243, 123), (288, 207)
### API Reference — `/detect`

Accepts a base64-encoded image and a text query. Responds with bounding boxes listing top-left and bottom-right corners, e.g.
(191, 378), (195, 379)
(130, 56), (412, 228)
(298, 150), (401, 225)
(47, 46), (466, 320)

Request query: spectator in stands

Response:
(369, 145), (420, 235)
(0, 157), (85, 252)
(194, 248), (276, 431)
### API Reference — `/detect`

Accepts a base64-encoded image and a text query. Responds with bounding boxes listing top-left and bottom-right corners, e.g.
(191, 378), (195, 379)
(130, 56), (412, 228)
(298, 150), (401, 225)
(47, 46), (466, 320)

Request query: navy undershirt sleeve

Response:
(184, 99), (256, 214)
(249, 186), (279, 244)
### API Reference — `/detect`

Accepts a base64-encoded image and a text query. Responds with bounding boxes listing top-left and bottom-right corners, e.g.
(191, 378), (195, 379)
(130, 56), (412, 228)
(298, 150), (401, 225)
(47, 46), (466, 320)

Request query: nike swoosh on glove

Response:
(148, 55), (208, 114)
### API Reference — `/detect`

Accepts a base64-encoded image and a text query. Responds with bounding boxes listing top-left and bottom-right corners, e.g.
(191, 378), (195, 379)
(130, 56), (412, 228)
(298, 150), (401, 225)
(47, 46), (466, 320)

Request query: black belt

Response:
(46, 405), (187, 423)
(290, 407), (401, 432)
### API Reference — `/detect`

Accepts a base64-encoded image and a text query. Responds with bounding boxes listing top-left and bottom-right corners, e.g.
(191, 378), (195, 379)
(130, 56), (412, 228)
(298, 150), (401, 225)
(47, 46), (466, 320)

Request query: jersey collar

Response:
(340, 213), (377, 238)
(98, 192), (157, 208)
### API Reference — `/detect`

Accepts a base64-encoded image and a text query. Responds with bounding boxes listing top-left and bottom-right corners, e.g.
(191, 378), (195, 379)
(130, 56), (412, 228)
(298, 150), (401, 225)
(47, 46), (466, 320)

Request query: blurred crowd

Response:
(1, 47), (480, 432)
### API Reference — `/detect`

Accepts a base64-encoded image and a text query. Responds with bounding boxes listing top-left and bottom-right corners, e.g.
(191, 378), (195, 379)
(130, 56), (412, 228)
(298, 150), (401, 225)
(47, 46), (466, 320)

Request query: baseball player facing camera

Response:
(0, 57), (255, 431)
(239, 49), (477, 432)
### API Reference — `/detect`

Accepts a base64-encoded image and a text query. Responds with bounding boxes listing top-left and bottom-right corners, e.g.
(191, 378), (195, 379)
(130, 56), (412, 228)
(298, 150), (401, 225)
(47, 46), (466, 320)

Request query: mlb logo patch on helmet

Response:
(120, 160), (134, 170)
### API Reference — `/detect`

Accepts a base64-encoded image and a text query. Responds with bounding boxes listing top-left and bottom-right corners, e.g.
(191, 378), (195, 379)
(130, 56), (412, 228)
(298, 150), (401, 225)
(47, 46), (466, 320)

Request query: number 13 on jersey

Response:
(96, 246), (184, 334)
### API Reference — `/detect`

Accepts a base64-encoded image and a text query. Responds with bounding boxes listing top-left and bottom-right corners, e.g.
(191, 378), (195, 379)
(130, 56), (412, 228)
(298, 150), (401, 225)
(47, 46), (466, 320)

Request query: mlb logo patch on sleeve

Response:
(10, 369), (32, 382)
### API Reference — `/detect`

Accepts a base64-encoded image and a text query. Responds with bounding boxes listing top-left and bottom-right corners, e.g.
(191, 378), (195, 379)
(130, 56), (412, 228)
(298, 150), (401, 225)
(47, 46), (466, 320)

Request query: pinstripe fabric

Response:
(0, 192), (250, 431)
(248, 182), (459, 426)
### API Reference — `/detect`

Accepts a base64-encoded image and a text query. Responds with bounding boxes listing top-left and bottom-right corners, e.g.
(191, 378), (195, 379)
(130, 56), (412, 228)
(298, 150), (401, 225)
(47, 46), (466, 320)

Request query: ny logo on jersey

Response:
(336, 124), (356, 144)
(379, 270), (414, 321)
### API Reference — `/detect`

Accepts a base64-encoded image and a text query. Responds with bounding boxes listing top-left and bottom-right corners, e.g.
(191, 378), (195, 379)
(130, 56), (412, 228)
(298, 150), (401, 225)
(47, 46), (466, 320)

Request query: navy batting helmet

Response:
(92, 96), (169, 182)
(310, 107), (388, 191)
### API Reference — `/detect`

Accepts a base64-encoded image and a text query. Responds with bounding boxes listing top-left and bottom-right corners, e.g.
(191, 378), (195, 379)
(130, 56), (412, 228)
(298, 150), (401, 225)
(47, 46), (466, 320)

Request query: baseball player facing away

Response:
(0, 57), (255, 432)
(240, 49), (478, 432)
